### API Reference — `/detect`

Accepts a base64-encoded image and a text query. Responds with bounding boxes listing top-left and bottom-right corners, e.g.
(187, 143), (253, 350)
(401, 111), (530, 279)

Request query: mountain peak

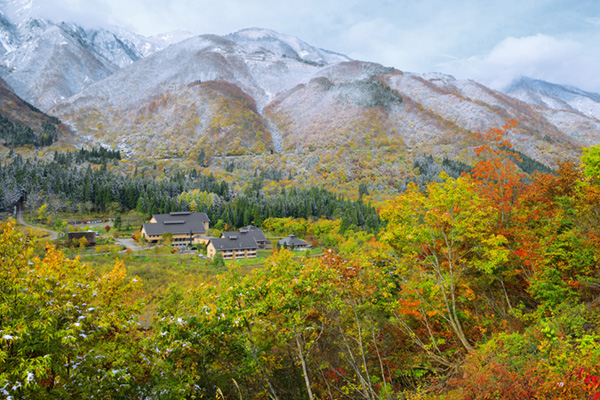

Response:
(504, 76), (600, 120)
(230, 27), (282, 40)
(148, 30), (195, 47)
(504, 76), (559, 93)
(226, 27), (350, 65)
(507, 77), (600, 99)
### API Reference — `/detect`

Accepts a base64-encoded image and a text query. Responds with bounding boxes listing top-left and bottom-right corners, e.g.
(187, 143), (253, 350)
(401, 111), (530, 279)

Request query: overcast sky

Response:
(32, 0), (600, 92)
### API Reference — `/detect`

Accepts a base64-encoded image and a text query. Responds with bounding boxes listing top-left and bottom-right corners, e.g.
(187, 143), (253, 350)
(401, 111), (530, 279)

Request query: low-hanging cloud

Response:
(32, 0), (110, 29)
(21, 0), (600, 94)
(440, 34), (600, 93)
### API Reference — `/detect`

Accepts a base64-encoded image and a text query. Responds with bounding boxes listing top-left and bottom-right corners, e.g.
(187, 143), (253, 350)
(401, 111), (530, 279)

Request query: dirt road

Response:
(16, 203), (60, 241)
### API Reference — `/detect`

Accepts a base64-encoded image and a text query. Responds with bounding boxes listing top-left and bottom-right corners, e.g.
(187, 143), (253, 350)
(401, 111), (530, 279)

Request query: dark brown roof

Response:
(67, 231), (97, 244)
(143, 212), (210, 236)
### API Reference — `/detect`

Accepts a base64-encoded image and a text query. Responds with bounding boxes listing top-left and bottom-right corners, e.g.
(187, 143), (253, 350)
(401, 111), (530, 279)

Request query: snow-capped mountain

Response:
(0, 0), (354, 113)
(39, 17), (599, 171)
(0, 0), (599, 193)
(225, 28), (349, 66)
(51, 29), (353, 156)
(108, 26), (194, 58)
(504, 77), (600, 121)
(55, 29), (351, 113)
(0, 0), (34, 25)
(0, 0), (180, 109)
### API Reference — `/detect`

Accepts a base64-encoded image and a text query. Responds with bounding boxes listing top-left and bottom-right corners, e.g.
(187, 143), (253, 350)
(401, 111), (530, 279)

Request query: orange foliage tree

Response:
(470, 119), (526, 228)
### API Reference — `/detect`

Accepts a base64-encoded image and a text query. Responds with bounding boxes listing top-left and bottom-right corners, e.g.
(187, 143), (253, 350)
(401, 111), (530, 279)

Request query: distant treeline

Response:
(0, 155), (380, 232)
(507, 147), (554, 175)
(53, 147), (122, 166)
(403, 152), (553, 190)
(0, 116), (58, 147)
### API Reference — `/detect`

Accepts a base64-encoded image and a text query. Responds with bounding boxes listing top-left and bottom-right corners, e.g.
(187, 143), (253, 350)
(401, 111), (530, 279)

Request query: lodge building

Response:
(206, 225), (269, 260)
(141, 212), (210, 245)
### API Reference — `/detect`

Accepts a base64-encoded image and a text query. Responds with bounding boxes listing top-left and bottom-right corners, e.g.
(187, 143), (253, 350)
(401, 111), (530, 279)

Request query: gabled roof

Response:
(222, 225), (267, 242)
(143, 212), (210, 236)
(278, 234), (310, 247)
(210, 236), (258, 251)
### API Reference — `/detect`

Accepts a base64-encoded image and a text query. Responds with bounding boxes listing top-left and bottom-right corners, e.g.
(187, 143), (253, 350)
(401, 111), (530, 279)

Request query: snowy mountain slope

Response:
(0, 18), (119, 109)
(504, 77), (600, 121)
(225, 28), (349, 66)
(0, 0), (181, 109)
(52, 30), (353, 156)
(49, 23), (600, 175)
(265, 65), (583, 169)
(108, 26), (194, 57)
(0, 0), (597, 191)
(0, 0), (34, 24)
(59, 80), (272, 158)
(54, 30), (350, 114)
(535, 107), (600, 147)
(256, 64), (590, 195)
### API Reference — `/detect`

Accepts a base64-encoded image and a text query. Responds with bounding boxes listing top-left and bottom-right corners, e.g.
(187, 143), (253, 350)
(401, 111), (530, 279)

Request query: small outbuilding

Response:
(67, 231), (96, 246)
(278, 234), (310, 251)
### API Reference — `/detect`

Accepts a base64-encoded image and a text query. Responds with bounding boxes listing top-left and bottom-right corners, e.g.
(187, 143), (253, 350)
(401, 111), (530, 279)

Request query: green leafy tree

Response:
(381, 174), (509, 357)
(36, 204), (47, 223)
(0, 220), (149, 399)
(582, 144), (600, 180)
(211, 251), (225, 268)
(114, 214), (122, 230)
(153, 248), (396, 399)
(197, 148), (207, 167)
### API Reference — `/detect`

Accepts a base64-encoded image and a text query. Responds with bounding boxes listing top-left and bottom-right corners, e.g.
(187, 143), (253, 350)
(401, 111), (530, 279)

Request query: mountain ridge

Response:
(44, 30), (600, 194)
(0, 0), (188, 109)
(504, 76), (600, 121)
(0, 1), (598, 195)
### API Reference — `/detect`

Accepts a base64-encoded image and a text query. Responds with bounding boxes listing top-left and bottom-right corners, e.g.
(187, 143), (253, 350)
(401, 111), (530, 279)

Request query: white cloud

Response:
(440, 34), (600, 92)
(23, 0), (600, 93)
(33, 0), (110, 29)
(585, 17), (600, 26)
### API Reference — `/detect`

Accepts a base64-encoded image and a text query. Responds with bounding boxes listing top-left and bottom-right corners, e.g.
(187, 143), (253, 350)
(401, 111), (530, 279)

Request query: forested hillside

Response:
(2, 121), (600, 399)
(0, 80), (65, 148)
(0, 150), (380, 232)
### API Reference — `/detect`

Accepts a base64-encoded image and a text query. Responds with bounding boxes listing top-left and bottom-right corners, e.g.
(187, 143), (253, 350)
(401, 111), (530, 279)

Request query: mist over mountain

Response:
(0, 0), (173, 109)
(504, 76), (600, 121)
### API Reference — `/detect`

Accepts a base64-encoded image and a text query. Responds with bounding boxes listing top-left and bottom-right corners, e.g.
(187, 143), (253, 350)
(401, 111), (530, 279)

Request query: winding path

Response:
(16, 203), (60, 241)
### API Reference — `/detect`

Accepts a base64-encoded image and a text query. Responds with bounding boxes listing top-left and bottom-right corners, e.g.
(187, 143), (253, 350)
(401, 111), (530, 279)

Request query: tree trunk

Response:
(294, 327), (314, 400)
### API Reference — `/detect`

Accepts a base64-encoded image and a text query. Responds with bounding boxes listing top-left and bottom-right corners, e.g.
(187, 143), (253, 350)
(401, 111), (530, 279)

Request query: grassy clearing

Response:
(80, 252), (224, 320)
(78, 247), (324, 299)
(63, 234), (324, 323)
(16, 225), (53, 240)
(222, 247), (323, 268)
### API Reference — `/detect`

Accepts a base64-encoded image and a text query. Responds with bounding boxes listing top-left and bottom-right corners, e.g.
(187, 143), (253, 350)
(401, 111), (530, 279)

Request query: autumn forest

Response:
(2, 120), (600, 399)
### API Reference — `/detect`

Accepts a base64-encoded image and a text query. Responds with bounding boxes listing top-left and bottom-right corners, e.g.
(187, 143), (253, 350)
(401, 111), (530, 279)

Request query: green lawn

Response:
(79, 252), (225, 319)
(68, 244), (324, 323)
